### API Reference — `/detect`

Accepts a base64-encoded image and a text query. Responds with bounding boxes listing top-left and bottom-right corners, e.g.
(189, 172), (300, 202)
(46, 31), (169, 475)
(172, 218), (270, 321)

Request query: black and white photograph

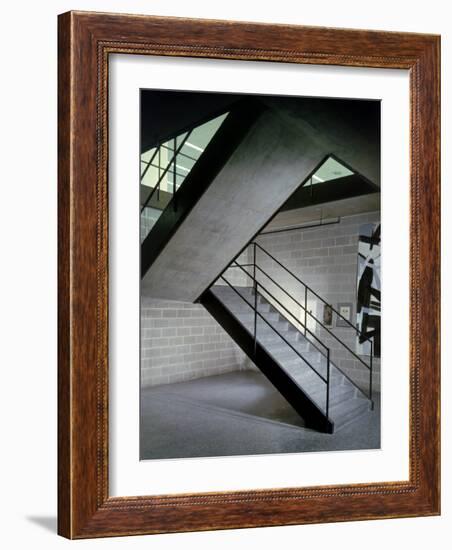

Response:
(336, 302), (353, 327)
(139, 90), (381, 459)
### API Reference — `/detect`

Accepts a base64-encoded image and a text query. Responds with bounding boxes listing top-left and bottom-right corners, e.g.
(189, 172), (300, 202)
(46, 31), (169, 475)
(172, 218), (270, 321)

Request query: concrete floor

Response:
(140, 371), (380, 460)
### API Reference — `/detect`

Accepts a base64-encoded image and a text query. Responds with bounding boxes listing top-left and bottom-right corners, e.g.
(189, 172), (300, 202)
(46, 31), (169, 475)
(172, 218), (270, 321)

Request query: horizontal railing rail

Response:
(248, 262), (372, 373)
(213, 238), (374, 409)
(250, 241), (374, 406)
(229, 261), (329, 357)
(226, 261), (370, 403)
(254, 241), (369, 340)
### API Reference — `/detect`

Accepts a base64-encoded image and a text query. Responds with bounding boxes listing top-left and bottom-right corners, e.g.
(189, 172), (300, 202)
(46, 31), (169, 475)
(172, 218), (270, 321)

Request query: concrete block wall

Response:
(141, 296), (251, 387)
(255, 211), (381, 394)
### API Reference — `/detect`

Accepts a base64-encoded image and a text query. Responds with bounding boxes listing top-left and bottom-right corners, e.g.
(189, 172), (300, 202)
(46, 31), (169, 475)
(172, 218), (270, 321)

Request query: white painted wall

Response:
(0, 1), (450, 549)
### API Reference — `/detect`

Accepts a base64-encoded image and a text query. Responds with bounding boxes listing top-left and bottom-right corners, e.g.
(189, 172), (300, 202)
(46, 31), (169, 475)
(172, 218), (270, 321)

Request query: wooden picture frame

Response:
(58, 11), (440, 539)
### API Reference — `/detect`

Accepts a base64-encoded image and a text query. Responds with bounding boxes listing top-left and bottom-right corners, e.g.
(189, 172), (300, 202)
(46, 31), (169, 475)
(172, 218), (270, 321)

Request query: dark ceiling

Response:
(140, 90), (242, 153)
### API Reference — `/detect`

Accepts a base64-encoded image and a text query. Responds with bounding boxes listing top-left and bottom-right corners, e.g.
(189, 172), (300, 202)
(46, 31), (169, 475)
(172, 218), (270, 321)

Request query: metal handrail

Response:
(225, 262), (371, 403)
(140, 161), (191, 181)
(140, 147), (160, 182)
(219, 276), (328, 385)
(140, 130), (193, 213)
(254, 241), (367, 339)
(236, 259), (372, 372)
(229, 261), (329, 356)
(255, 268), (371, 403)
(252, 262), (371, 373)
(248, 241), (374, 405)
(160, 143), (198, 163)
(140, 110), (230, 215)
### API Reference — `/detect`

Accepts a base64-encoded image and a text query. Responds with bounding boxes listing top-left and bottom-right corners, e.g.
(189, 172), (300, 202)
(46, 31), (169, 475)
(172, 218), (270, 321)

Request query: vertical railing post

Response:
(157, 146), (161, 202)
(304, 286), (307, 336)
(326, 348), (330, 420)
(253, 243), (257, 354)
(173, 137), (177, 212)
(369, 339), (374, 410)
(253, 242), (256, 285)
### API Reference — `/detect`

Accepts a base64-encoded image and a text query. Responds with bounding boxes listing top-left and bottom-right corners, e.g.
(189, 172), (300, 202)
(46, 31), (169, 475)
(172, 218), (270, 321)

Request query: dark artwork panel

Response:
(356, 223), (381, 357)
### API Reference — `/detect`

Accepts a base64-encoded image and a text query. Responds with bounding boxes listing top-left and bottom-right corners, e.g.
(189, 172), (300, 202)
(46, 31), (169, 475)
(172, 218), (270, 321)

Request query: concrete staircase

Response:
(209, 285), (370, 431)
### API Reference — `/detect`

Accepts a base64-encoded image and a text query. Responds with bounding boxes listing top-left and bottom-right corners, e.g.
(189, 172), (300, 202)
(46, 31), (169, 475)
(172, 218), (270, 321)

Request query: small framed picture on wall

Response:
(323, 304), (333, 327)
(336, 302), (353, 327)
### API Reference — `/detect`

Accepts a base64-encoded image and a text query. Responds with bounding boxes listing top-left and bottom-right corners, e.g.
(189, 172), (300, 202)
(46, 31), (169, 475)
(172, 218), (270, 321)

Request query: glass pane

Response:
(310, 157), (354, 185)
(185, 112), (228, 155)
(140, 112), (229, 243)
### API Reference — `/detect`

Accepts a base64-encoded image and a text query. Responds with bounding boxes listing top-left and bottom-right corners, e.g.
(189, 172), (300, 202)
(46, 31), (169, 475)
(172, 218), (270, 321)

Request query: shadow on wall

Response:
(25, 516), (57, 534)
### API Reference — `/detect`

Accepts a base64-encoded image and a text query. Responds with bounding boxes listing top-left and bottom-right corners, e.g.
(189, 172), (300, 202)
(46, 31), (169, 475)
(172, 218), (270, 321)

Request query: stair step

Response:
(269, 346), (321, 363)
(235, 311), (284, 323)
(257, 330), (300, 342)
(330, 397), (370, 428)
(329, 385), (357, 406)
(284, 373), (356, 416)
(217, 301), (254, 312)
(306, 377), (351, 400)
(287, 364), (343, 391)
(258, 335), (308, 351)
(283, 357), (324, 374)
(283, 367), (328, 393)
(234, 318), (291, 338)
(256, 323), (299, 337)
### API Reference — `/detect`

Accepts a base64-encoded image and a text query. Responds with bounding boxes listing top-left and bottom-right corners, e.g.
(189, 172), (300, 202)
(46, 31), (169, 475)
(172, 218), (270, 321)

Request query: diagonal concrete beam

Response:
(142, 98), (380, 302)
